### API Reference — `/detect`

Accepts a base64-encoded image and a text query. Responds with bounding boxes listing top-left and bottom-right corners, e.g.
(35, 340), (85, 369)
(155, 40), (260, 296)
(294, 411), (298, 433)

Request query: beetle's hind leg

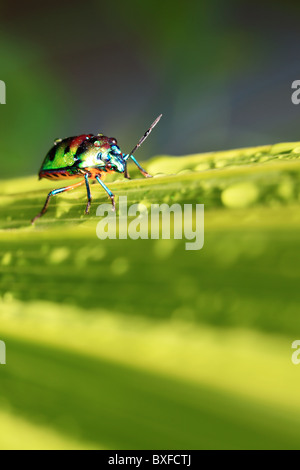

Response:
(31, 180), (85, 224)
(84, 174), (92, 214)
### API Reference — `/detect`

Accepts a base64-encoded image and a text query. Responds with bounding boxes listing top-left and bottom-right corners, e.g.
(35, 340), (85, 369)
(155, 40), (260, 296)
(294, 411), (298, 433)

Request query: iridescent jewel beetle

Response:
(31, 115), (162, 224)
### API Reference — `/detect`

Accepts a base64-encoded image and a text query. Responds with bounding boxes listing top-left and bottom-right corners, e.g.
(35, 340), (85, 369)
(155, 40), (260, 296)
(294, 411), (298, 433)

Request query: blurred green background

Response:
(1, 0), (300, 450)
(1, 0), (300, 178)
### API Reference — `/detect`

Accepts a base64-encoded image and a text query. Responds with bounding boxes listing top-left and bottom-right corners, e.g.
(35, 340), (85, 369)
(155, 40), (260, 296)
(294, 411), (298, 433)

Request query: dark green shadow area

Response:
(0, 336), (299, 450)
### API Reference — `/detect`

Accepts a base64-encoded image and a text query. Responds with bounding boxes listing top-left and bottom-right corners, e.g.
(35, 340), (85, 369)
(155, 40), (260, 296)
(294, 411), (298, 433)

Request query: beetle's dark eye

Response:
(110, 138), (117, 144)
(99, 153), (110, 162)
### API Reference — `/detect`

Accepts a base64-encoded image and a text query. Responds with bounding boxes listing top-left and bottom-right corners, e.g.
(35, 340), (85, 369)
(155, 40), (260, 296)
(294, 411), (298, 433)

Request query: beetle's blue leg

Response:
(95, 176), (115, 211)
(84, 173), (92, 214)
(123, 154), (152, 179)
(31, 180), (85, 224)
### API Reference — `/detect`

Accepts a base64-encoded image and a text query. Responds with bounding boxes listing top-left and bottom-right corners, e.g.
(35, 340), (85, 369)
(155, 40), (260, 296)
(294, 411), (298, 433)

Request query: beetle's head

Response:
(108, 138), (126, 173)
(94, 137), (125, 173)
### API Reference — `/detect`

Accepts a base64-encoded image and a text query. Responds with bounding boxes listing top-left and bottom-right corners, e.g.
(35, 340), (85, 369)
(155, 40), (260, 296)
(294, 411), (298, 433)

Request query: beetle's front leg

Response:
(124, 155), (152, 179)
(95, 176), (115, 211)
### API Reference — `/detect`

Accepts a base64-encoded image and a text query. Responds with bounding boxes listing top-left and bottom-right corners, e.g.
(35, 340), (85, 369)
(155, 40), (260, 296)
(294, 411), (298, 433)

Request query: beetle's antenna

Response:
(126, 114), (162, 159)
(124, 114), (162, 178)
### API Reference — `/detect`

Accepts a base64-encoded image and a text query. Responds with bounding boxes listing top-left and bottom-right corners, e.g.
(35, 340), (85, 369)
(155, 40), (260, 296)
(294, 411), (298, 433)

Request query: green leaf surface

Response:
(1, 142), (300, 449)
